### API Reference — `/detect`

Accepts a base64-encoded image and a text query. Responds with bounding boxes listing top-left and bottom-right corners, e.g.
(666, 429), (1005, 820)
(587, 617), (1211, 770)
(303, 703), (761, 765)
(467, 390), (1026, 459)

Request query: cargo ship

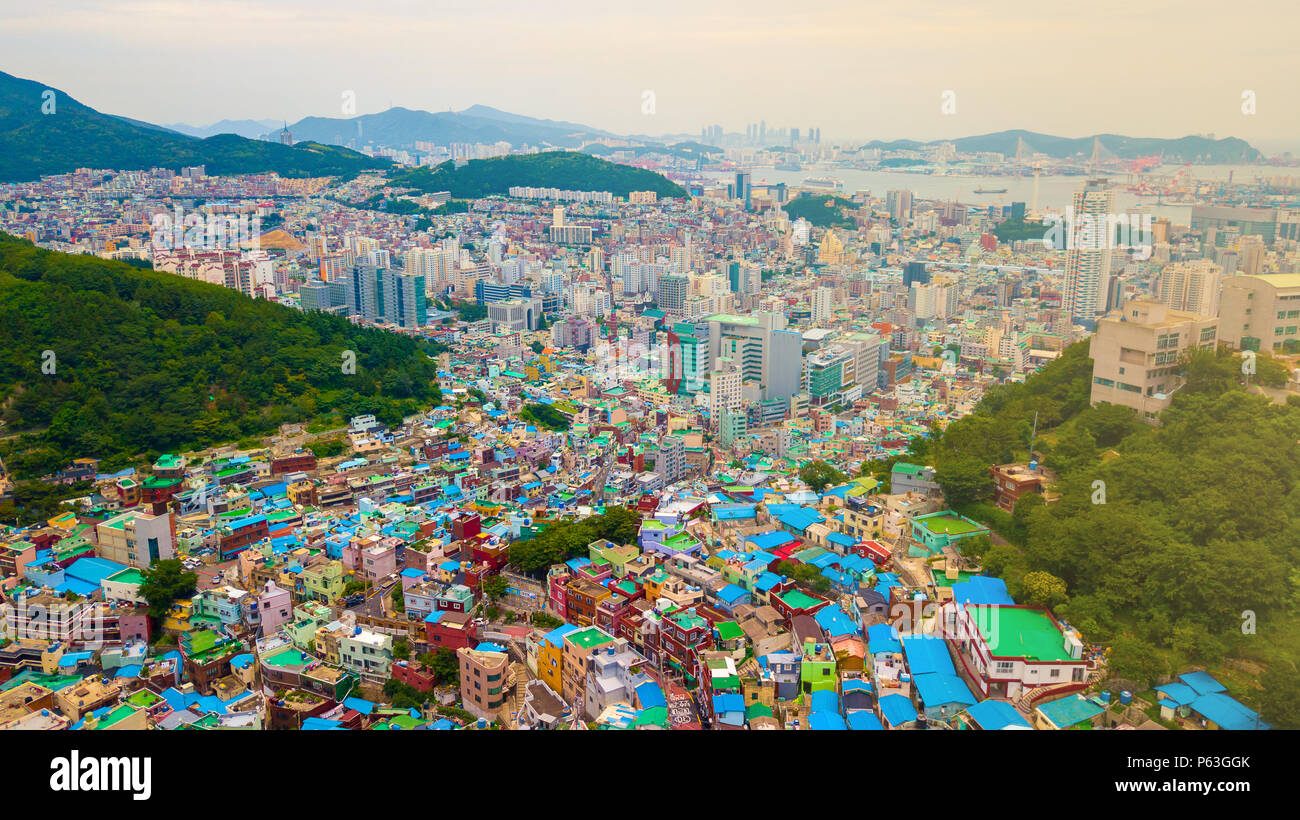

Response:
(974, 186), (1008, 194)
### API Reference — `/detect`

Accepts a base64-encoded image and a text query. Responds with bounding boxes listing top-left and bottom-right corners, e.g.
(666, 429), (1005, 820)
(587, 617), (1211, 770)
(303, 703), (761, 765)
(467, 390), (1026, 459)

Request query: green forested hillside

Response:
(0, 234), (441, 479)
(784, 194), (859, 228)
(931, 341), (1300, 726)
(388, 151), (687, 199)
(0, 70), (390, 181)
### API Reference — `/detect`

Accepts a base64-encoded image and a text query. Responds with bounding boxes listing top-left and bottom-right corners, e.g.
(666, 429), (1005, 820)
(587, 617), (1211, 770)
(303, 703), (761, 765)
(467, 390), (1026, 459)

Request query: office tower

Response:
(1062, 179), (1114, 327)
(1089, 300), (1218, 423)
(903, 261), (929, 288)
(382, 269), (428, 328)
(840, 331), (883, 393)
(804, 346), (854, 406)
(735, 171), (752, 211)
(657, 274), (689, 313)
(705, 312), (803, 401)
(886, 189), (913, 223)
(659, 435), (686, 483)
(791, 127), (800, 144)
(1218, 273), (1300, 352)
(299, 281), (332, 312)
(1156, 259), (1223, 316)
(487, 297), (542, 331)
(810, 287), (834, 323)
(345, 264), (383, 321)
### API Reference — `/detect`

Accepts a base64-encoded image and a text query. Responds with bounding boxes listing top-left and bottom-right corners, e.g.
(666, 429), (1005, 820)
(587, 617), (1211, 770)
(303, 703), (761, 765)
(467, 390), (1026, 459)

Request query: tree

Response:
(934, 454), (991, 506)
(482, 574), (508, 601)
(425, 647), (460, 686)
(1020, 570), (1069, 609)
(1106, 636), (1168, 690)
(138, 559), (198, 620)
(798, 460), (846, 493)
(392, 638), (410, 660)
(1260, 665), (1300, 730)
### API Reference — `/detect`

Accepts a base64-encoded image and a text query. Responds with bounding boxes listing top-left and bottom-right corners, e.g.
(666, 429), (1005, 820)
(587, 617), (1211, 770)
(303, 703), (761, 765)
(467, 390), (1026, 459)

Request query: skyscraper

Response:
(382, 269), (428, 328)
(1062, 178), (1114, 326)
(886, 190), (913, 223)
(735, 171), (752, 211)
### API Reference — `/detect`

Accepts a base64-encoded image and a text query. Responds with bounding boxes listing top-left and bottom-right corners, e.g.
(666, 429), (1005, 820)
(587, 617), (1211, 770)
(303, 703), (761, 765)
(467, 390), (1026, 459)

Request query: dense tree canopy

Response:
(508, 506), (641, 576)
(930, 340), (1300, 703)
(0, 235), (442, 483)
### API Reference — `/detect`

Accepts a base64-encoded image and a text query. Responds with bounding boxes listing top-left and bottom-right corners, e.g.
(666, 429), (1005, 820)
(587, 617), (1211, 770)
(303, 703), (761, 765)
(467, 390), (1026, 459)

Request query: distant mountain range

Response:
(862, 129), (1263, 163)
(164, 118), (281, 139)
(268, 104), (613, 150)
(388, 151), (686, 199)
(0, 71), (390, 182)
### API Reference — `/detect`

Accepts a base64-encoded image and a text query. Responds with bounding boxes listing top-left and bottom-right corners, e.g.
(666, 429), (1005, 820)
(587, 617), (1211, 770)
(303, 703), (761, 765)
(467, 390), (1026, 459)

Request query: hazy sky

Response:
(3, 0), (1297, 151)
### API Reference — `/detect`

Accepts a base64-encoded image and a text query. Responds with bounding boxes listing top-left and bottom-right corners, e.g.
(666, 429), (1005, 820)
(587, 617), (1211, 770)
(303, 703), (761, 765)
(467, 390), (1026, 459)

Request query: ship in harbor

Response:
(802, 176), (842, 191)
(774, 160), (803, 171)
(973, 186), (1008, 194)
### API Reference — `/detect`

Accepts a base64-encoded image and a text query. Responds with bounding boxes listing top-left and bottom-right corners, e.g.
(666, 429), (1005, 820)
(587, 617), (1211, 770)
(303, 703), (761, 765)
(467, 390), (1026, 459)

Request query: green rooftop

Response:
(778, 589), (822, 611)
(567, 627), (614, 650)
(973, 607), (1073, 662)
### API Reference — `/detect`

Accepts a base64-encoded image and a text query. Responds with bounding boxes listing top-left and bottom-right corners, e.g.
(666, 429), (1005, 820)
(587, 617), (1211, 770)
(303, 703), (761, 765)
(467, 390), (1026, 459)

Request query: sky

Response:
(3, 0), (1297, 153)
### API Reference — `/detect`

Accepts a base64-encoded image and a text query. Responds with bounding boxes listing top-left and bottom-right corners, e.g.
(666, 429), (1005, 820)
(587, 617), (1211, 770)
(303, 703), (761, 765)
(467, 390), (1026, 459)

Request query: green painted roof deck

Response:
(568, 627), (614, 650)
(932, 570), (977, 588)
(126, 689), (163, 709)
(716, 621), (744, 641)
(973, 607), (1073, 662)
(778, 589), (822, 611)
(916, 512), (985, 536)
(95, 704), (140, 729)
(671, 610), (707, 630)
(264, 647), (313, 669)
(108, 568), (145, 586)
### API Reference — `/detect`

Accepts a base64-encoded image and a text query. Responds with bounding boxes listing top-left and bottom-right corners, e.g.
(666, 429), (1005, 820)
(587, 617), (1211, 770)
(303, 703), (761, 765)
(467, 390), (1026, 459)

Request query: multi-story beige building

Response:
(1156, 258), (1223, 316)
(1089, 300), (1218, 423)
(458, 644), (513, 721)
(95, 510), (174, 569)
(1217, 273), (1300, 353)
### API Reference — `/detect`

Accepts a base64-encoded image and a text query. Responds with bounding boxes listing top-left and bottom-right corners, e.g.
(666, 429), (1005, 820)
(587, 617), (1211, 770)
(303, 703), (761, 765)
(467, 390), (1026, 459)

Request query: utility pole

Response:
(1027, 410), (1039, 463)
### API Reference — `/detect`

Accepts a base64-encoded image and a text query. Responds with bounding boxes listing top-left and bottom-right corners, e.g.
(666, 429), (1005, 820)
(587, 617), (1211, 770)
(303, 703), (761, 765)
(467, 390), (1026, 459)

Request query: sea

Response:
(708, 164), (1284, 222)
